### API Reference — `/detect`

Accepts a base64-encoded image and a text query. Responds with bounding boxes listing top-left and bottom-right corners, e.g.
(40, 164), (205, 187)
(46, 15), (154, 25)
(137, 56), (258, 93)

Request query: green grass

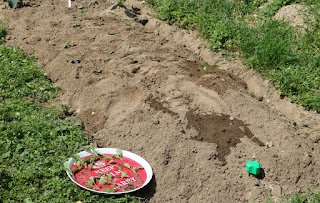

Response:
(0, 21), (7, 44)
(0, 26), (143, 202)
(146, 0), (320, 112)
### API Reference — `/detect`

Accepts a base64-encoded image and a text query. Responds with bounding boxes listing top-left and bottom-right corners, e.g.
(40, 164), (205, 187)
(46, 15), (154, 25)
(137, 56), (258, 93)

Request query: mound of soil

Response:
(274, 4), (313, 28)
(1, 0), (320, 202)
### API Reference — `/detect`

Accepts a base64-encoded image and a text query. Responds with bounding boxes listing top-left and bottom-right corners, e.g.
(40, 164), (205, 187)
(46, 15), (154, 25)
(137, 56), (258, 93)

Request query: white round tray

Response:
(66, 148), (153, 194)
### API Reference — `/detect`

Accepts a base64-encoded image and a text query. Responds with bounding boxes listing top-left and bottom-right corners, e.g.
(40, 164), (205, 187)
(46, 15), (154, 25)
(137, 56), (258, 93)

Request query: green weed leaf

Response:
(99, 177), (108, 185)
(123, 163), (130, 169)
(103, 188), (113, 193)
(116, 149), (123, 157)
(121, 172), (128, 178)
(106, 174), (113, 181)
(63, 161), (70, 171)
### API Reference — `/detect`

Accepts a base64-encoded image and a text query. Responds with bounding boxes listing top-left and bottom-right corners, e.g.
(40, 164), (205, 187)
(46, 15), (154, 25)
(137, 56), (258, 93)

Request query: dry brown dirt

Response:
(1, 0), (320, 202)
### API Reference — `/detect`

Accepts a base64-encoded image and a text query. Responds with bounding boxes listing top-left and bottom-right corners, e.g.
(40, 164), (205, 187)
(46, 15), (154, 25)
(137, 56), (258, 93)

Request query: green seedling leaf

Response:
(83, 156), (92, 163)
(123, 163), (130, 169)
(89, 176), (95, 183)
(63, 161), (70, 171)
(116, 149), (123, 157)
(121, 172), (129, 178)
(86, 180), (93, 186)
(108, 158), (114, 164)
(71, 154), (81, 161)
(103, 188), (113, 193)
(71, 168), (78, 172)
(106, 174), (113, 181)
(87, 185), (94, 189)
(109, 49), (114, 54)
(99, 177), (108, 185)
(132, 166), (144, 173)
(211, 65), (218, 69)
(77, 8), (85, 14)
(201, 61), (207, 67)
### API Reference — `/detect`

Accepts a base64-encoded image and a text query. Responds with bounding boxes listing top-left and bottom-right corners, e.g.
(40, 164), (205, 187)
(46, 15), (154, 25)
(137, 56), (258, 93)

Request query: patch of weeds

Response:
(0, 20), (8, 44)
(61, 41), (76, 49)
(0, 46), (58, 102)
(238, 19), (297, 70)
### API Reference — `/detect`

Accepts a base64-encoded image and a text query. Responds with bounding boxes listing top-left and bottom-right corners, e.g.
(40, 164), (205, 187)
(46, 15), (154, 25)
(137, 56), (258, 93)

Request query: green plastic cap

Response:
(246, 160), (260, 175)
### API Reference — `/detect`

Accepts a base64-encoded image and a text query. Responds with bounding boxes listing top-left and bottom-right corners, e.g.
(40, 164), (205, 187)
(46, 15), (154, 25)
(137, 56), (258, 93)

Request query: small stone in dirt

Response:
(238, 126), (245, 133)
(76, 108), (81, 114)
(229, 116), (234, 121)
(91, 111), (95, 116)
(266, 142), (274, 148)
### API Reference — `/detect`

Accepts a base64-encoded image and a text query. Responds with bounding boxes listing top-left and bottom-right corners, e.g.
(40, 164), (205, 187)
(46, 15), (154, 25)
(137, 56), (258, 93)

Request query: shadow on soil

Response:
(131, 174), (157, 200)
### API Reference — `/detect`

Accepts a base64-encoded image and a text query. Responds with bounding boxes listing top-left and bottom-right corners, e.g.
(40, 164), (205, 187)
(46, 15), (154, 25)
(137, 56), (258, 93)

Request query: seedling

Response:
(108, 49), (114, 54)
(109, 32), (118, 35)
(120, 21), (132, 27)
(77, 7), (85, 15)
(117, 0), (127, 7)
(202, 61), (218, 72)
(61, 41), (76, 49)
(71, 24), (81, 29)
(85, 36), (95, 40)
(300, 121), (309, 127)
(93, 68), (102, 74)
(132, 58), (138, 63)
(94, 23), (104, 26)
